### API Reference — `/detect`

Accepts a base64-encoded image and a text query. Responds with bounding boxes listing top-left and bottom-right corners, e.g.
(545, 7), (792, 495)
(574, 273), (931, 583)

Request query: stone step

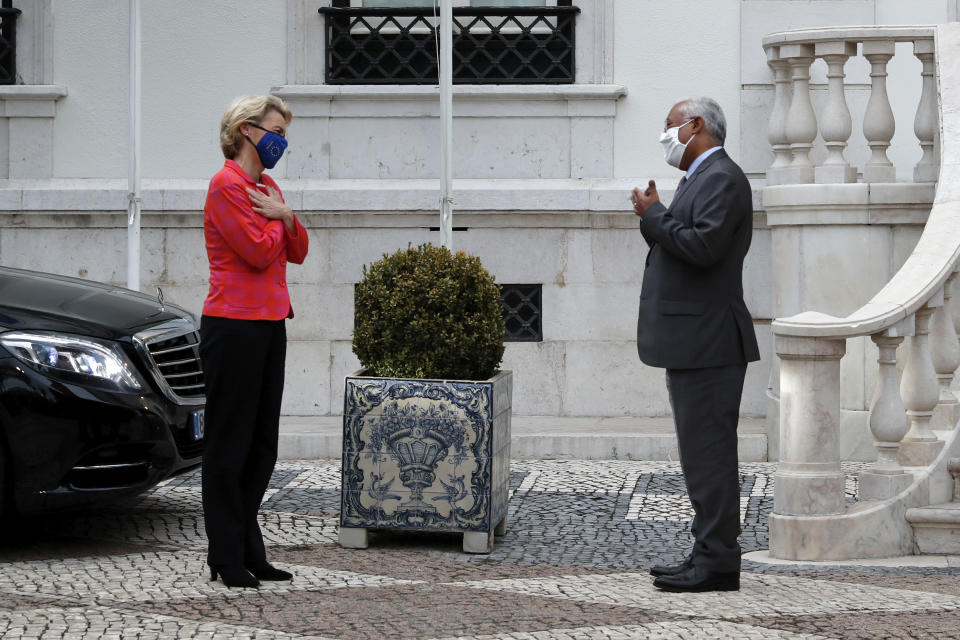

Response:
(905, 457), (960, 555)
(906, 502), (960, 555)
(278, 415), (768, 461)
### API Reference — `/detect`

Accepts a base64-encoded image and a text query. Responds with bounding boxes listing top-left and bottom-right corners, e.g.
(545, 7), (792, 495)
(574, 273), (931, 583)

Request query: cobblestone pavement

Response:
(2, 460), (959, 639)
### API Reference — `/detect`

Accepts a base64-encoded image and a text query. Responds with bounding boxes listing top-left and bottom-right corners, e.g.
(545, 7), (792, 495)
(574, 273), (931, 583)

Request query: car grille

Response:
(144, 330), (205, 400)
(173, 428), (205, 460)
(134, 322), (206, 461)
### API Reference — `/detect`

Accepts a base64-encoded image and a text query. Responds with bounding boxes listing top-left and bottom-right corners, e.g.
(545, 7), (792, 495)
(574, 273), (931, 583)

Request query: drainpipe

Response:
(439, 0), (453, 250)
(127, 0), (141, 290)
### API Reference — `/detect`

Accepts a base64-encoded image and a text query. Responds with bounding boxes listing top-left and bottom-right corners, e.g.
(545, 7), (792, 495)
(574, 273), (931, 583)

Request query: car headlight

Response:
(0, 331), (144, 391)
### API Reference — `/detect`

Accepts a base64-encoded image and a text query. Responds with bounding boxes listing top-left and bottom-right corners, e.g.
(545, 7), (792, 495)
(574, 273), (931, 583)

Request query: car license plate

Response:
(191, 409), (205, 441)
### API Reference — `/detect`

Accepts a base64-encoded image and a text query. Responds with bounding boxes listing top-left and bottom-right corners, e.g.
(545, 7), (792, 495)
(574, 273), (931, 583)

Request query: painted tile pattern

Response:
(341, 373), (512, 534)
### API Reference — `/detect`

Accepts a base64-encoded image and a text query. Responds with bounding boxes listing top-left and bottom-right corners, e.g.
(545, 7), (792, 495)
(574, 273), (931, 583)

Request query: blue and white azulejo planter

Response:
(339, 369), (512, 553)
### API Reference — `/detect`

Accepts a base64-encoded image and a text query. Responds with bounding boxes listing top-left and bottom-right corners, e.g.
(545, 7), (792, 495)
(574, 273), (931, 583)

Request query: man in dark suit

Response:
(631, 97), (760, 593)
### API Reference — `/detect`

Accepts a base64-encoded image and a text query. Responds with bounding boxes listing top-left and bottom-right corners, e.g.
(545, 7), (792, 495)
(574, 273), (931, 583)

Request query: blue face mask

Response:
(245, 123), (288, 169)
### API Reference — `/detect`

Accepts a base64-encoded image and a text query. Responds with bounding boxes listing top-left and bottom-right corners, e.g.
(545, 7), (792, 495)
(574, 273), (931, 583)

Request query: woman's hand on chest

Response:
(247, 186), (294, 232)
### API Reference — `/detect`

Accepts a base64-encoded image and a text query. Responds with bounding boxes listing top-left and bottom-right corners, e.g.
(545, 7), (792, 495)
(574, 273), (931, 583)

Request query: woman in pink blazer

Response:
(200, 95), (308, 588)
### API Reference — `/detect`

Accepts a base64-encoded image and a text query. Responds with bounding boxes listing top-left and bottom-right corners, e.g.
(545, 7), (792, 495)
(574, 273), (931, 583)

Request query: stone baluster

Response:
(931, 273), (960, 429)
(815, 40), (857, 184)
(913, 37), (939, 182)
(862, 40), (897, 183)
(780, 43), (817, 184)
(859, 324), (913, 500)
(952, 268), (960, 336)
(899, 297), (947, 466)
(766, 45), (794, 187)
(772, 336), (847, 522)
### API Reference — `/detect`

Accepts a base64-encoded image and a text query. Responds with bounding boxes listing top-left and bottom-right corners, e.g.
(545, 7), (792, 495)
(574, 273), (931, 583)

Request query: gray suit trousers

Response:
(666, 363), (746, 573)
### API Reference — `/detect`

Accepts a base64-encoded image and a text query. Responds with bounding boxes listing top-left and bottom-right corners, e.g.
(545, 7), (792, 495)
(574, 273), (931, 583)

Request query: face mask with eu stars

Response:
(246, 123), (288, 170)
(659, 119), (695, 169)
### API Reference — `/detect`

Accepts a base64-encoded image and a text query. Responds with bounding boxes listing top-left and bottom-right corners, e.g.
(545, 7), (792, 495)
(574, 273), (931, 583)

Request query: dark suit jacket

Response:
(637, 148), (760, 370)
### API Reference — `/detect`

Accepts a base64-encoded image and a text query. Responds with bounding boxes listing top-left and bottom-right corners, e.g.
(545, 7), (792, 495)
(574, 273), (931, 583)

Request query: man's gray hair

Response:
(678, 97), (726, 145)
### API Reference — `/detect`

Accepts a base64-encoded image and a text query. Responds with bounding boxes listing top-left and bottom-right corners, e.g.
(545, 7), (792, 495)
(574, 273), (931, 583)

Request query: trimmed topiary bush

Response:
(353, 243), (505, 380)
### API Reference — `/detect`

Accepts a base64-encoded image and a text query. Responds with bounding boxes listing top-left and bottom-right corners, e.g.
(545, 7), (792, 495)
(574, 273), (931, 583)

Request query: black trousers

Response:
(199, 315), (286, 567)
(666, 363), (747, 573)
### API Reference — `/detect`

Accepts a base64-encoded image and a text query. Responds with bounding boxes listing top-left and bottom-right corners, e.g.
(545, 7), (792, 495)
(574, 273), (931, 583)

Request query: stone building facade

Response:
(2, 0), (957, 436)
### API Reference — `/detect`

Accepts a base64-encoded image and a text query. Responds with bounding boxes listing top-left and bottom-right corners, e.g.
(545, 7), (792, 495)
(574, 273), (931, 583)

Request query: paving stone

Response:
(430, 622), (836, 639)
(739, 608), (960, 640)
(0, 606), (321, 640)
(134, 585), (683, 640)
(0, 551), (418, 604)
(445, 571), (960, 618)
(0, 459), (955, 640)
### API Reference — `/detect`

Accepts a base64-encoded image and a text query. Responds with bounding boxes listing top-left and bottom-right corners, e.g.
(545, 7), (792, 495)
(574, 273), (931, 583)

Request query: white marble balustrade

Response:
(770, 254), (960, 560)
(764, 26), (938, 186)
(766, 23), (960, 561)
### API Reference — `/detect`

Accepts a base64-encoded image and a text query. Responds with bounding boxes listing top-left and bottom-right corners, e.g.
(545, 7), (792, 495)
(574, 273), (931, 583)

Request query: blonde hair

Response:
(219, 95), (293, 159)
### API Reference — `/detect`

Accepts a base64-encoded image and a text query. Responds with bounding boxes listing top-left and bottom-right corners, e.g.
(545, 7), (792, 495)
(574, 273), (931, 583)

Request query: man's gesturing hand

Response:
(631, 180), (659, 218)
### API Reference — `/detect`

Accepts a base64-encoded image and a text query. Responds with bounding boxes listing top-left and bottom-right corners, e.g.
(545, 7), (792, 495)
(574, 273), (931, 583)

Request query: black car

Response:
(0, 266), (205, 516)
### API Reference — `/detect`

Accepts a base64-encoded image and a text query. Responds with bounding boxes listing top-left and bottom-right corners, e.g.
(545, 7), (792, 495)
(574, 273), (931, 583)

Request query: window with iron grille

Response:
(321, 1), (578, 85)
(0, 1), (20, 85)
(354, 281), (543, 343)
(499, 283), (542, 342)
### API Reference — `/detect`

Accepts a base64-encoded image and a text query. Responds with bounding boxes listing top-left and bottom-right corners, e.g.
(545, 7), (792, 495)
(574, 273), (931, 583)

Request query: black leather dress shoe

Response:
(652, 565), (740, 592)
(649, 557), (693, 577)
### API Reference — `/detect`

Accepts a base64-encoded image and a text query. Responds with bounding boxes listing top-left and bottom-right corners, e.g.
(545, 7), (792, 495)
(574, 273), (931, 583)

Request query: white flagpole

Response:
(439, 0), (453, 250)
(127, 0), (142, 291)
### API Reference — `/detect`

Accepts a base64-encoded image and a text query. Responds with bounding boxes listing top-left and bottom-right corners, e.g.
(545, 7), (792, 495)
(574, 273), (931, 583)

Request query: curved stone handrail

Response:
(762, 25), (935, 47)
(767, 22), (960, 560)
(772, 24), (960, 339)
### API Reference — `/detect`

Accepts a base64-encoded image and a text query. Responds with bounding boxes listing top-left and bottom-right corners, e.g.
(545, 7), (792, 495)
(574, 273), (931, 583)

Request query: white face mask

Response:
(659, 119), (695, 169)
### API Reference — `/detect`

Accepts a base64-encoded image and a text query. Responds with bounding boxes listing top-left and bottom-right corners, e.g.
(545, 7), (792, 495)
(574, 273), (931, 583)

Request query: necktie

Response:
(675, 176), (688, 197)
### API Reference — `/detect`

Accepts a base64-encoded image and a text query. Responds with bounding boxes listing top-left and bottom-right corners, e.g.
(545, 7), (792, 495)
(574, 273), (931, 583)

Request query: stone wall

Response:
(0, 180), (775, 418)
(2, 0), (954, 421)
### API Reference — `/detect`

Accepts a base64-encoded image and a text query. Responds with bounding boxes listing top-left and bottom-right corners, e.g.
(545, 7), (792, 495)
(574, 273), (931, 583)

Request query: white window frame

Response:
(11, 0), (53, 85)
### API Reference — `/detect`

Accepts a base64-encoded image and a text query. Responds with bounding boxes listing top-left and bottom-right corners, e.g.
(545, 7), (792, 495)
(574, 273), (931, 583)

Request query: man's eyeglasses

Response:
(663, 118), (696, 133)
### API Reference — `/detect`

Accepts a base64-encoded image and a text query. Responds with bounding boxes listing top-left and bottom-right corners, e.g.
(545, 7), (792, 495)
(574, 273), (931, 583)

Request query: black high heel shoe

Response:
(209, 565), (260, 588)
(245, 561), (293, 581)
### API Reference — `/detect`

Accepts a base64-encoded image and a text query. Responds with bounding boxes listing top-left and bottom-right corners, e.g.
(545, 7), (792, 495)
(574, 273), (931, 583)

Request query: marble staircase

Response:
(764, 22), (960, 561)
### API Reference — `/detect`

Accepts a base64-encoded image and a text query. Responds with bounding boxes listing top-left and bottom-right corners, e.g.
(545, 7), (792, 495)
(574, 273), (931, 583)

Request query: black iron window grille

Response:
(320, 2), (579, 84)
(499, 283), (542, 342)
(0, 1), (20, 85)
(354, 281), (543, 343)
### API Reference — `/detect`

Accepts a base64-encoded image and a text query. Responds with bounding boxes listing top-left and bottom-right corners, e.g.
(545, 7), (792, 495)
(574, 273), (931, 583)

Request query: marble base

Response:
(773, 468), (845, 516)
(858, 470), (913, 501)
(906, 503), (960, 554)
(915, 164), (939, 183)
(815, 164), (858, 184)
(340, 370), (512, 554)
(769, 508), (914, 561)
(769, 410), (960, 560)
(863, 166), (897, 183)
(899, 439), (945, 467)
(463, 530), (494, 554)
(931, 401), (960, 430)
(914, 524), (960, 554)
(779, 165), (815, 185)
(338, 526), (369, 549)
